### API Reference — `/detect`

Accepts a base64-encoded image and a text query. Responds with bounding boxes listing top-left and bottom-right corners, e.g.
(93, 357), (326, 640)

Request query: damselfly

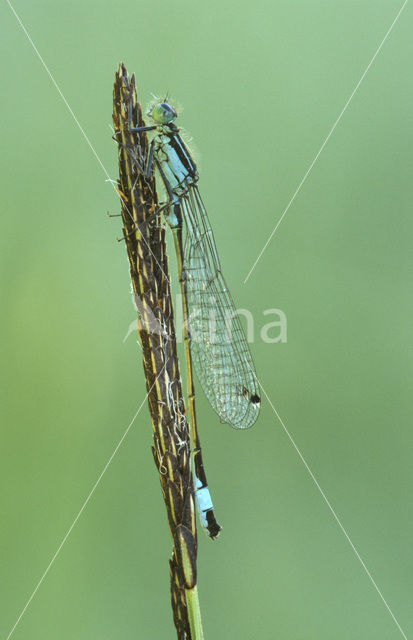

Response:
(127, 98), (260, 537)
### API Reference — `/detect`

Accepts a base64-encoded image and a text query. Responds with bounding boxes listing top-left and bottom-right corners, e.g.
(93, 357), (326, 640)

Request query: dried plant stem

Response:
(112, 63), (203, 640)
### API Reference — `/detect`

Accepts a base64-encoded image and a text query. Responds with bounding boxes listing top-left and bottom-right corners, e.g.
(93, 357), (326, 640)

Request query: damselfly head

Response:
(148, 101), (178, 125)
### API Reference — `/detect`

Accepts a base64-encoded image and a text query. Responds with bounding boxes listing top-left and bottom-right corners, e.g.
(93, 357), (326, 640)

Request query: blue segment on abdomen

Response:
(193, 472), (214, 531)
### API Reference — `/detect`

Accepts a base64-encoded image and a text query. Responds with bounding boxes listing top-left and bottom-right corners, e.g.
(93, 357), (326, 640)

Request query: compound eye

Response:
(150, 102), (177, 124)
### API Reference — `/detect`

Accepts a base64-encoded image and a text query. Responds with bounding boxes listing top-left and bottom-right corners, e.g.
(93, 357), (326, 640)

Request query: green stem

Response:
(185, 586), (204, 640)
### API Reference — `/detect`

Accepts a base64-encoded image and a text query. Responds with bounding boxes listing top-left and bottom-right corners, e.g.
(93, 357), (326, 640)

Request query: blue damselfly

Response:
(127, 98), (260, 537)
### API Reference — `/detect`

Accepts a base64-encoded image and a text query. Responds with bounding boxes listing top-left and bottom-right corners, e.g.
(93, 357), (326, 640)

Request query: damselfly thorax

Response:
(155, 125), (198, 202)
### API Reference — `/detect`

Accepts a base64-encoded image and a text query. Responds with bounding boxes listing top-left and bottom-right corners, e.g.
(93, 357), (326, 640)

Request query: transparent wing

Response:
(181, 186), (260, 429)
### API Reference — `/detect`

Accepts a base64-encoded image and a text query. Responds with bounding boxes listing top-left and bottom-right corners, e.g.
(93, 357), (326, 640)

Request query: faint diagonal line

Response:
(256, 376), (408, 640)
(5, 0), (106, 175)
(5, 0), (169, 284)
(244, 0), (408, 284)
(4, 364), (166, 640)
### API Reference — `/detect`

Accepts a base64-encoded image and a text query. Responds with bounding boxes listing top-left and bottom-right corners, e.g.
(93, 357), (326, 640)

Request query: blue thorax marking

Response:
(156, 125), (198, 198)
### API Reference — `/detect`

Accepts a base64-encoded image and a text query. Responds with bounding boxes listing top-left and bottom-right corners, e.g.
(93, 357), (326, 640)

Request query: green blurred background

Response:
(1, 1), (412, 638)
